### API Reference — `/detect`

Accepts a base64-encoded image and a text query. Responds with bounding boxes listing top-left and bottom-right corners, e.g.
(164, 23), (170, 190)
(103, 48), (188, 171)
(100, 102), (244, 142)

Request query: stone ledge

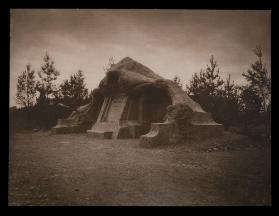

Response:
(87, 130), (113, 139)
(51, 125), (87, 134)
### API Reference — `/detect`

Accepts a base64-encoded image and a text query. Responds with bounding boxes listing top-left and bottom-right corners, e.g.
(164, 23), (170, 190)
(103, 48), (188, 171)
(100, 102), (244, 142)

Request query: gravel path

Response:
(9, 132), (271, 206)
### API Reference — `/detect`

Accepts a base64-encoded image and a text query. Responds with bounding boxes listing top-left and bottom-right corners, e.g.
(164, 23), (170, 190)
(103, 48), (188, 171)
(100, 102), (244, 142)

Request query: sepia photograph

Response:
(9, 9), (271, 206)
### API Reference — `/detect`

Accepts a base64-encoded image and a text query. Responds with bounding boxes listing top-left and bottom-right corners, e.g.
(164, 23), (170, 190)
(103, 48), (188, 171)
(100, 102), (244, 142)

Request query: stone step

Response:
(87, 130), (113, 139)
(51, 125), (87, 134)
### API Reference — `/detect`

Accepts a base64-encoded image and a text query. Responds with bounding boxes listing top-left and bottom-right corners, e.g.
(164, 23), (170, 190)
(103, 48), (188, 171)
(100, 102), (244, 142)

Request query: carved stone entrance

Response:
(87, 93), (128, 139)
(87, 85), (172, 139)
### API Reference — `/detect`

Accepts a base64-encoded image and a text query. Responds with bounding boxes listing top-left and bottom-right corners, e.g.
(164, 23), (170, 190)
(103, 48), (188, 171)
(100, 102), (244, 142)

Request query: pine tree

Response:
(36, 53), (60, 105)
(16, 64), (36, 107)
(60, 70), (88, 108)
(242, 46), (271, 140)
(242, 46), (271, 112)
(186, 55), (224, 97)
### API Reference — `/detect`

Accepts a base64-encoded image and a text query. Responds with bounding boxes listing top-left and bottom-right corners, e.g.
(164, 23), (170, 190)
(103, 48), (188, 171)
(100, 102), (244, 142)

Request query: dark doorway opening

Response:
(140, 86), (172, 123)
(121, 85), (172, 137)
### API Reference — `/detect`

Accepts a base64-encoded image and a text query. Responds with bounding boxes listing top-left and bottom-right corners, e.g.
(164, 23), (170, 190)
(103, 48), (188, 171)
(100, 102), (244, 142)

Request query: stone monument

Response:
(52, 57), (223, 146)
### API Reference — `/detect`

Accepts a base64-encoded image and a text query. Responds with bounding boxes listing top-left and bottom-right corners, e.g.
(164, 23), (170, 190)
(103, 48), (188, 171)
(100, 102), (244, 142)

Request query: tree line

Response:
(16, 53), (92, 109)
(173, 46), (271, 141)
(11, 47), (271, 141)
(11, 53), (100, 131)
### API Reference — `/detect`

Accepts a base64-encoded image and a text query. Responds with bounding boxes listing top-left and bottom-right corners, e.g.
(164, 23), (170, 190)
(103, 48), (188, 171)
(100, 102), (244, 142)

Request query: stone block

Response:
(139, 123), (174, 147)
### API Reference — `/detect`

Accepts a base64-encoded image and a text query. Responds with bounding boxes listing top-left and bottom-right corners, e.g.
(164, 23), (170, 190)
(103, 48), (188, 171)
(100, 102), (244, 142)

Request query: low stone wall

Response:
(139, 123), (174, 147)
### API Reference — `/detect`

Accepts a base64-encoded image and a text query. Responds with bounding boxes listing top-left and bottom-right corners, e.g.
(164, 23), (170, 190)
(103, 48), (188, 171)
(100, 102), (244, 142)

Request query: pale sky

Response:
(10, 9), (271, 107)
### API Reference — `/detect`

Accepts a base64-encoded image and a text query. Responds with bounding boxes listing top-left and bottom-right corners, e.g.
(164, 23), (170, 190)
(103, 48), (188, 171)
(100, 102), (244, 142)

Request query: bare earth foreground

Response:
(9, 132), (271, 206)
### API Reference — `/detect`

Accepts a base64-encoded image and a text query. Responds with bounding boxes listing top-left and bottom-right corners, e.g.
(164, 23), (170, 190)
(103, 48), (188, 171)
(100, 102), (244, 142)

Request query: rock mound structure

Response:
(52, 57), (223, 146)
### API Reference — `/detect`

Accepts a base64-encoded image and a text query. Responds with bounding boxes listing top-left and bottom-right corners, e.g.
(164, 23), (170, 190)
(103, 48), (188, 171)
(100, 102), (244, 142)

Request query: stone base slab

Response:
(87, 130), (113, 139)
(51, 125), (87, 134)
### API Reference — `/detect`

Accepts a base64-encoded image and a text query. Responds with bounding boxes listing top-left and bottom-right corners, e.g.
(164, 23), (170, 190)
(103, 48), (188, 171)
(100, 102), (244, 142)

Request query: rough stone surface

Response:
(140, 123), (174, 147)
(51, 90), (103, 134)
(52, 57), (224, 146)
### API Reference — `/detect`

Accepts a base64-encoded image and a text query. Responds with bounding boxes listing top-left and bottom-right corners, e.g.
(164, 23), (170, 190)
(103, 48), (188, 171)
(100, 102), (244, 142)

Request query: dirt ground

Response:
(8, 131), (271, 206)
